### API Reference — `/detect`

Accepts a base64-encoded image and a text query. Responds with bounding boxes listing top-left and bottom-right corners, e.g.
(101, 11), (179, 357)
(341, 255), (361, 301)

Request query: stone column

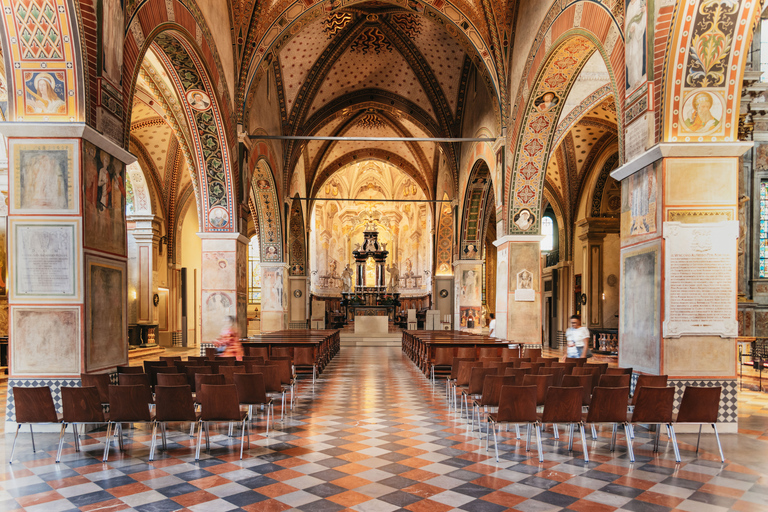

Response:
(492, 235), (544, 343)
(261, 263), (289, 332)
(2, 126), (135, 430)
(289, 276), (308, 328)
(198, 233), (248, 342)
(453, 260), (484, 331)
(576, 218), (619, 330)
(611, 145), (750, 432)
(128, 214), (160, 327)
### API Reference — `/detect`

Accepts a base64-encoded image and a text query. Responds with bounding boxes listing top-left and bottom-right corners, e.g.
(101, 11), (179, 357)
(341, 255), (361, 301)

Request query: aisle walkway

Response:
(0, 347), (766, 511)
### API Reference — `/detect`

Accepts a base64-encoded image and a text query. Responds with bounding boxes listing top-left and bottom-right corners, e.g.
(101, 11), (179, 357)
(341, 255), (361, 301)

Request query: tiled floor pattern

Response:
(1, 347), (768, 512)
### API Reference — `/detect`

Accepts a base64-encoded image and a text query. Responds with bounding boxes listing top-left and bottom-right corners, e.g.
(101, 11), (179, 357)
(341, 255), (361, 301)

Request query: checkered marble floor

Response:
(2, 347), (768, 512)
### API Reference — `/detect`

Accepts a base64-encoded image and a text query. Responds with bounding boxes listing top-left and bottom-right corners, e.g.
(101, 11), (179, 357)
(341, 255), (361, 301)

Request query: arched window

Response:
(249, 235), (261, 303)
(541, 216), (554, 251)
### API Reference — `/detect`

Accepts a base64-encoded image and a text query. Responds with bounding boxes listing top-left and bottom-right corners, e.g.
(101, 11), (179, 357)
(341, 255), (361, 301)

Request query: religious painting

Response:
(460, 306), (481, 329)
(462, 243), (479, 259)
(513, 208), (535, 231)
(625, 0), (648, 95)
(86, 256), (127, 371)
(12, 306), (80, 375)
(460, 267), (481, 305)
(10, 139), (78, 214)
(534, 91), (559, 112)
(23, 71), (67, 115)
(99, 0), (124, 86)
(262, 267), (286, 311)
(83, 140), (126, 255)
(619, 243), (660, 374)
(517, 269), (533, 290)
(187, 90), (211, 111)
(202, 251), (236, 290)
(202, 291), (234, 342)
(680, 90), (724, 135)
(208, 206), (229, 228)
(621, 163), (657, 239)
(11, 220), (79, 300)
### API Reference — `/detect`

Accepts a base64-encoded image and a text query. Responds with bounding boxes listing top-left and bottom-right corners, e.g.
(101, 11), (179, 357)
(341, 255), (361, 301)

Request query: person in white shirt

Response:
(488, 314), (496, 337)
(565, 315), (589, 358)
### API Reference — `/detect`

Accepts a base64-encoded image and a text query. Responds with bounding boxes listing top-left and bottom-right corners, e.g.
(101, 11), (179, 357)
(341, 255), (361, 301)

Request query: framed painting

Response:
(83, 140), (127, 256)
(9, 139), (79, 215)
(10, 219), (81, 302)
(86, 255), (128, 371)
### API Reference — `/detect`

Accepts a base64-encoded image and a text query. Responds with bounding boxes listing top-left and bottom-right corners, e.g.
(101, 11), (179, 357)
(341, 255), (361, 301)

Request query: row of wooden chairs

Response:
(10, 375), (276, 464)
(430, 346), (546, 381)
(484, 384), (723, 464)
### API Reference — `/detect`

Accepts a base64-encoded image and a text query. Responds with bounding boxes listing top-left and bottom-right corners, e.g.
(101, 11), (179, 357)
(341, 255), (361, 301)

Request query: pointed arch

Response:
(289, 194), (306, 276)
(460, 159), (493, 260)
(250, 158), (284, 263)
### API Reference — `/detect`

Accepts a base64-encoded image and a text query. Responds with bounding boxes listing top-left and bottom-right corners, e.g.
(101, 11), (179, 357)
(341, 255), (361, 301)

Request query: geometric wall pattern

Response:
(289, 196), (306, 276)
(435, 201), (453, 275)
(252, 158), (283, 262)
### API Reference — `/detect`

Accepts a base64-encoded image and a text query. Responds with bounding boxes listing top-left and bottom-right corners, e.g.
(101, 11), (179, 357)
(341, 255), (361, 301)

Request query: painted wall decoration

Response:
(460, 162), (491, 260)
(11, 306), (80, 375)
(460, 267), (481, 304)
(621, 163), (657, 239)
(513, 208), (535, 231)
(10, 139), (78, 214)
(11, 220), (79, 301)
(152, 33), (233, 229)
(202, 251), (236, 290)
(459, 306), (481, 329)
(664, 0), (761, 141)
(86, 256), (127, 371)
(508, 36), (596, 233)
(289, 198), (306, 276)
(202, 291), (234, 341)
(262, 267), (286, 311)
(99, 0), (124, 86)
(83, 140), (126, 256)
(619, 242), (661, 374)
(625, 0), (647, 95)
(0, 0), (81, 121)
(435, 201), (453, 275)
(252, 159), (283, 262)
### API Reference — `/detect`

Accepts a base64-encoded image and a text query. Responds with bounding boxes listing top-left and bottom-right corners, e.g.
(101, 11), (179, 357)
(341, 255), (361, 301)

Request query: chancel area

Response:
(0, 0), (768, 510)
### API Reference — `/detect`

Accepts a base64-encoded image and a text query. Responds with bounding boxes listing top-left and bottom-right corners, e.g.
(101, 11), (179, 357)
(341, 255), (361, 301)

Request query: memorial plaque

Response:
(12, 221), (79, 300)
(625, 114), (651, 163)
(663, 221), (738, 337)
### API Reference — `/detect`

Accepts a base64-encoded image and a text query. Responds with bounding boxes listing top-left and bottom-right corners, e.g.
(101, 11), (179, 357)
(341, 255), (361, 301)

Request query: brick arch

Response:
(661, 0), (762, 142)
(505, 1), (624, 235)
(460, 159), (493, 260)
(123, 27), (237, 233)
(239, 0), (501, 125)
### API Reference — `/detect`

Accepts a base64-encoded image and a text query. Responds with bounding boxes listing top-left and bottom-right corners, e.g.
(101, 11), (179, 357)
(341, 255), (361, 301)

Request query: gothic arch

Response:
(250, 158), (284, 263)
(288, 194), (306, 277)
(460, 159), (493, 260)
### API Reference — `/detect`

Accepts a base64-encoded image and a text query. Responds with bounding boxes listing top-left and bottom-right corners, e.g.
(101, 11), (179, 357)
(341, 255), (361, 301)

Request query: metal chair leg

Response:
(625, 423), (635, 462)
(535, 423), (544, 463)
(195, 421), (204, 461)
(669, 424), (681, 463)
(72, 423), (81, 452)
(102, 423), (112, 462)
(29, 425), (36, 453)
(568, 424), (574, 451)
(553, 423), (559, 440)
(161, 423), (167, 451)
(580, 423), (589, 463)
(591, 424), (597, 440)
(696, 424), (702, 454)
(56, 423), (67, 463)
(610, 424), (618, 451)
(239, 420), (246, 460)
(493, 422), (500, 462)
(712, 424), (725, 463)
(526, 423), (531, 451)
(149, 422), (158, 461)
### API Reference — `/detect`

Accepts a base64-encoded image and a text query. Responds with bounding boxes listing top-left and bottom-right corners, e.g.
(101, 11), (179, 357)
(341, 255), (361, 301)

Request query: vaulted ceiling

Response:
(258, 3), (483, 201)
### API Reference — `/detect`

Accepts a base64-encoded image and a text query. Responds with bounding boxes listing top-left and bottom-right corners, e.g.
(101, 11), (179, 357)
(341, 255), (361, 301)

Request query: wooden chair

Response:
(117, 365), (143, 374)
(451, 361), (484, 414)
(628, 386), (677, 463)
(204, 347), (217, 359)
(672, 386), (724, 463)
(480, 357), (503, 366)
(470, 375), (516, 435)
(103, 385), (153, 461)
(551, 361), (577, 375)
(585, 362), (608, 376)
(268, 359), (296, 409)
(118, 373), (152, 389)
(242, 356), (265, 364)
(520, 362), (544, 374)
(249, 365), (287, 420)
(539, 386), (588, 461)
(294, 347), (318, 384)
(215, 356), (238, 363)
(194, 374), (226, 402)
(488, 385), (541, 462)
(10, 387), (62, 464)
(148, 366), (179, 387)
(445, 357), (475, 403)
(536, 357), (559, 367)
(80, 373), (110, 406)
(247, 346), (269, 360)
(632, 374), (668, 403)
(538, 366), (565, 387)
(204, 361), (232, 374)
(459, 367), (498, 422)
(605, 367), (633, 375)
(196, 384), (250, 460)
(144, 360), (169, 374)
(221, 365), (247, 385)
(598, 374), (631, 388)
(561, 374), (593, 407)
(503, 367), (532, 385)
(565, 357), (587, 367)
(157, 373), (188, 386)
(500, 347), (521, 361)
(234, 373), (274, 436)
(59, 386), (108, 462)
(185, 366), (212, 392)
(572, 366), (600, 395)
(159, 356), (181, 363)
(524, 348), (542, 360)
(187, 356), (207, 364)
(151, 385), (198, 461)
(584, 387), (632, 462)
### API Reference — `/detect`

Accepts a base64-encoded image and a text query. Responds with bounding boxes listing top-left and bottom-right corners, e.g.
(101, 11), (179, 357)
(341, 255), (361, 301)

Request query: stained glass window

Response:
(249, 235), (261, 303)
(761, 181), (768, 277)
(541, 216), (554, 251)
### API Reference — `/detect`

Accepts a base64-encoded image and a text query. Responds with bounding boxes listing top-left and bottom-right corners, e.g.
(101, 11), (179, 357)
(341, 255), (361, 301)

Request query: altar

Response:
(353, 306), (389, 334)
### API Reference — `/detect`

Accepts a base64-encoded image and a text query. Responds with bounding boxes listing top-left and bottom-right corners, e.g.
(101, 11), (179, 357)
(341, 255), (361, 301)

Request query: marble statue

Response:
(386, 263), (399, 292)
(405, 258), (412, 275)
(341, 264), (353, 293)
